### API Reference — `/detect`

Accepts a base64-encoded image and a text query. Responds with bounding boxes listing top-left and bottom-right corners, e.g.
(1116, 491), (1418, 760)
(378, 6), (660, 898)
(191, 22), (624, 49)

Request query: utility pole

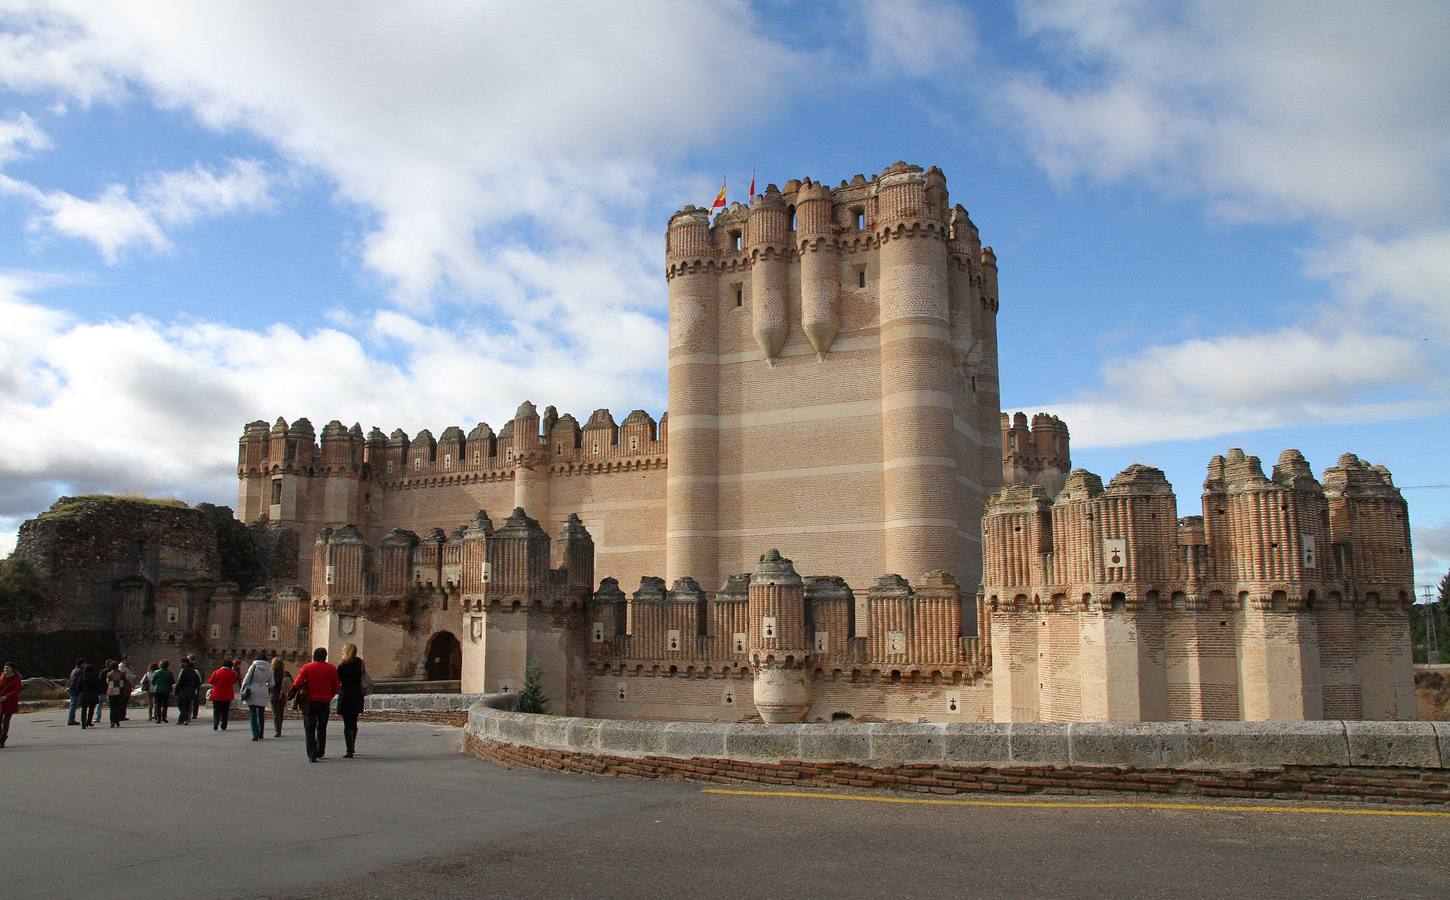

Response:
(1425, 584), (1442, 664)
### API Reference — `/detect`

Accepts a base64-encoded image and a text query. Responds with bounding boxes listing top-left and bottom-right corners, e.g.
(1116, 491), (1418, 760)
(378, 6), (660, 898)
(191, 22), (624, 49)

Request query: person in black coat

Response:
(174, 659), (202, 726)
(335, 643), (369, 759)
(78, 662), (102, 729)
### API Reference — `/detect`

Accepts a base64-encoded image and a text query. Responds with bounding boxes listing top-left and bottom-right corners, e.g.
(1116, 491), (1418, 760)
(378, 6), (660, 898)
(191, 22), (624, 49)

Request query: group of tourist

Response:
(42, 644), (372, 761)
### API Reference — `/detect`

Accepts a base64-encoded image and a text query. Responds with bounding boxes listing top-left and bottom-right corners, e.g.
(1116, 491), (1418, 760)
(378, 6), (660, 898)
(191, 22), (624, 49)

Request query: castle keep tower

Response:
(664, 162), (1002, 592)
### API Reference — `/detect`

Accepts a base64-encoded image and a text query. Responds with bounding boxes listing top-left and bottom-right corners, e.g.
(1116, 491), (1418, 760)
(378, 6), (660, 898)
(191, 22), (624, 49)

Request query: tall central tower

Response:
(664, 162), (1002, 594)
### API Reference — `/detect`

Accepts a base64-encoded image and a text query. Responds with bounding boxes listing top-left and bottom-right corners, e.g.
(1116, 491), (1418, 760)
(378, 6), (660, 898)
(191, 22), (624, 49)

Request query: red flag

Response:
(749, 170), (755, 200)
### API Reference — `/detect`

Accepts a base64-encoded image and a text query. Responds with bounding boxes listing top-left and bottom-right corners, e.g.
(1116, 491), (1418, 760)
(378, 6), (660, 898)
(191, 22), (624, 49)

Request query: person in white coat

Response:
(239, 653), (275, 741)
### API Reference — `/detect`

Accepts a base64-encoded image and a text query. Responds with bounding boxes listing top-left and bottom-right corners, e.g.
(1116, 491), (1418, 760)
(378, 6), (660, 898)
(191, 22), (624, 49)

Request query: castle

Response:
(235, 162), (1417, 723)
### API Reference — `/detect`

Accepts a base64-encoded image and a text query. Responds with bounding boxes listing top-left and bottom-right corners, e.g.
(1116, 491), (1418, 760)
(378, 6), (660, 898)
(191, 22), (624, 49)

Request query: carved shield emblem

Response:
(339, 616), (356, 635)
(470, 616), (483, 641)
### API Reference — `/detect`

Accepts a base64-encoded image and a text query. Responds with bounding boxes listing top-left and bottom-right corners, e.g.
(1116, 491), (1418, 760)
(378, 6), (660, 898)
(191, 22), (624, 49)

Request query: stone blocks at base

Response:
(1345, 720), (1442, 768)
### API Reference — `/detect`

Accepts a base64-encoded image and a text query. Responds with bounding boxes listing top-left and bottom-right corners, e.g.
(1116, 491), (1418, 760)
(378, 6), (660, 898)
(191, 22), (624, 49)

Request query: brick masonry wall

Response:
(463, 699), (1450, 805)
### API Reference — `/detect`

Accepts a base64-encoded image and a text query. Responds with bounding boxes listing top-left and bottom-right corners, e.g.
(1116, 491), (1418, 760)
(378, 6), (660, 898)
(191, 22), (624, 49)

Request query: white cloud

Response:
(0, 277), (668, 537)
(1004, 0), (1450, 447)
(1041, 327), (1445, 448)
(0, 110), (48, 164)
(1414, 522), (1450, 586)
(860, 0), (978, 79)
(0, 158), (277, 262)
(0, 1), (798, 302)
(1004, 0), (1450, 226)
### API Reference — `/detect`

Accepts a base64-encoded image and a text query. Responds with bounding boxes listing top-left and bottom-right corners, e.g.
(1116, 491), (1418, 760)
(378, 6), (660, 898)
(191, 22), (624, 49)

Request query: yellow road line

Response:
(702, 788), (1450, 818)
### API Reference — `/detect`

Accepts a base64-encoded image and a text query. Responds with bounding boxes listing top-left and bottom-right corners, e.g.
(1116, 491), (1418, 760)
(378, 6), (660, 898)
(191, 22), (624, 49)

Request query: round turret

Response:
(747, 549), (811, 723)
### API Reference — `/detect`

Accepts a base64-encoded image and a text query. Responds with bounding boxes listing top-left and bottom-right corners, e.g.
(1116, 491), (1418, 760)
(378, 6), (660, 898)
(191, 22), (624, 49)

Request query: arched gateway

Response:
(425, 631), (462, 681)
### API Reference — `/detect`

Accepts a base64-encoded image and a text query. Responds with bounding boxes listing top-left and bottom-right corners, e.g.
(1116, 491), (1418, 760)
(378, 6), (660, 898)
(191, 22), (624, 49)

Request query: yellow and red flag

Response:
(710, 176), (727, 212)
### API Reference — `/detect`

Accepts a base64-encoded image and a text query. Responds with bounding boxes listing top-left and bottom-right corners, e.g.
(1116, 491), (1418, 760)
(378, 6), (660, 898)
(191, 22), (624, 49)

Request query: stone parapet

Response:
(364, 692), (488, 713)
(463, 700), (1450, 804)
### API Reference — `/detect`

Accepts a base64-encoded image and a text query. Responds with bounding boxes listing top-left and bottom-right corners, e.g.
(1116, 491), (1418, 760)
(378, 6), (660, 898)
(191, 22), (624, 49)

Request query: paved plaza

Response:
(1, 709), (1447, 898)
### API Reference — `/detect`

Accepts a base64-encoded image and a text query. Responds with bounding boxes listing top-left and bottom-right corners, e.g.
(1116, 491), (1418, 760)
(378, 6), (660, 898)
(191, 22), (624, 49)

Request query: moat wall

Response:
(460, 695), (1450, 805)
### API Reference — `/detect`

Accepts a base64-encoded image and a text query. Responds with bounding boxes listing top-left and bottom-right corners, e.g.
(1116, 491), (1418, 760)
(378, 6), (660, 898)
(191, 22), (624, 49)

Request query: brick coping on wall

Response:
(459, 695), (1450, 805)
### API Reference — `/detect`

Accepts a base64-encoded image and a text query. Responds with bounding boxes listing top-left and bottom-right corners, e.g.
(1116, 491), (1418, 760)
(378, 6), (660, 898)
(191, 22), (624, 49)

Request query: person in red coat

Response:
(291, 647), (340, 762)
(0, 663), (21, 748)
(207, 660), (240, 732)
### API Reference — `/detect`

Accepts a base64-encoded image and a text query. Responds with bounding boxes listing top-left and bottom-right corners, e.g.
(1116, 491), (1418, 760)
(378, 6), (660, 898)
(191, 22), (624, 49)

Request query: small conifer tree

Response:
(518, 658), (548, 714)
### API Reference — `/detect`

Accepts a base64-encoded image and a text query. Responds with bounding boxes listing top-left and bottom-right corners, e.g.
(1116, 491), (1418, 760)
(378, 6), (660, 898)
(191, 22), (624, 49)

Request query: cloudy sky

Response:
(0, 0), (1446, 585)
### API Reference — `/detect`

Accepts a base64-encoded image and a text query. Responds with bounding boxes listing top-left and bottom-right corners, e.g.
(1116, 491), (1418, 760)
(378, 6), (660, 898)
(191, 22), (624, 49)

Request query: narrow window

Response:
(555, 443), (562, 455)
(444, 453), (452, 470)
(852, 207), (865, 230)
(270, 478), (282, 505)
(858, 268), (866, 288)
(734, 284), (743, 307)
(629, 435), (639, 451)
(787, 204), (796, 230)
(473, 451), (479, 465)
(729, 229), (742, 251)
(387, 460), (394, 473)
(592, 441), (600, 455)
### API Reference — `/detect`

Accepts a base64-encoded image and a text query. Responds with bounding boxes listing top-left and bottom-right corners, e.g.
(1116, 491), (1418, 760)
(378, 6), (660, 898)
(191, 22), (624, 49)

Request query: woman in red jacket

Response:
(0, 663), (21, 748)
(207, 659), (240, 732)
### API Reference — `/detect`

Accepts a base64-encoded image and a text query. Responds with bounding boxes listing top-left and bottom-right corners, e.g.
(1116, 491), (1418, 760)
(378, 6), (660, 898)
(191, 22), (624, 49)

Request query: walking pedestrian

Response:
(93, 660), (115, 727)
(150, 660), (174, 724)
(186, 654), (201, 721)
(0, 663), (21, 747)
(207, 660), (239, 731)
(105, 664), (128, 727)
(174, 658), (201, 725)
(117, 655), (137, 720)
(336, 643), (372, 759)
(239, 653), (274, 741)
(290, 647), (339, 762)
(66, 658), (85, 726)
(78, 661), (102, 729)
(139, 662), (156, 721)
(269, 657), (292, 737)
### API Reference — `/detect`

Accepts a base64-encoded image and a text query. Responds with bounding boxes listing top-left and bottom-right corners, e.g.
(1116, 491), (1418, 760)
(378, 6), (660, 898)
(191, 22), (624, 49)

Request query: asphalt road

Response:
(3, 709), (1448, 899)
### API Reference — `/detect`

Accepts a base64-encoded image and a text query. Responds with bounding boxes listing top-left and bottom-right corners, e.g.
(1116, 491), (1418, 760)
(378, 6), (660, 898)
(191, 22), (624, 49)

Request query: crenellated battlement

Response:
(587, 555), (990, 691)
(665, 162), (994, 282)
(982, 449), (1417, 723)
(1001, 410), (1071, 496)
(240, 403), (667, 486)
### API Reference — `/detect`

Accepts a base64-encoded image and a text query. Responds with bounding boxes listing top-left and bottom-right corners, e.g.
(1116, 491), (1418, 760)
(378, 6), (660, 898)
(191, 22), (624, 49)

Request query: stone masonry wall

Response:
(465, 698), (1450, 805)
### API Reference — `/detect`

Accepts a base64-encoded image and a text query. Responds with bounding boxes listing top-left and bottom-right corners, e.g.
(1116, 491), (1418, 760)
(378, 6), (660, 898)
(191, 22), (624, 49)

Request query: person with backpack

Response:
(139, 662), (157, 721)
(174, 658), (202, 726)
(269, 657), (293, 738)
(150, 660), (174, 724)
(289, 647), (340, 762)
(207, 660), (240, 731)
(0, 663), (21, 747)
(239, 653), (274, 741)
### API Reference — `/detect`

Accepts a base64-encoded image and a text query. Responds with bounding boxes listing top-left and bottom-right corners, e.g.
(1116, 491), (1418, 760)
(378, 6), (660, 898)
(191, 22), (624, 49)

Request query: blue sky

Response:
(0, 1), (1445, 587)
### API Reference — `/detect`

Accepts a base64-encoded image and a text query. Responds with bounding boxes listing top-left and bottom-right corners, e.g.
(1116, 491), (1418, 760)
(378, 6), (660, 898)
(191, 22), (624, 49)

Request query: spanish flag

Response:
(710, 176), (726, 212)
